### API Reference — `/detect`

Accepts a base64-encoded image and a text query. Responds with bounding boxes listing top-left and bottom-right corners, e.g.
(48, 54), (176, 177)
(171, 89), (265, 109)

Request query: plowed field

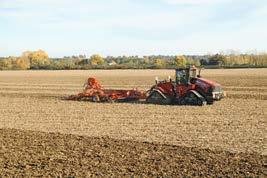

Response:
(0, 69), (266, 177)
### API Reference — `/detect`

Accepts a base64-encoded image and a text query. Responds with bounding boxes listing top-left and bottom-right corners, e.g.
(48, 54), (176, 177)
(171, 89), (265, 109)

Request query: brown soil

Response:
(0, 69), (266, 177)
(0, 128), (266, 177)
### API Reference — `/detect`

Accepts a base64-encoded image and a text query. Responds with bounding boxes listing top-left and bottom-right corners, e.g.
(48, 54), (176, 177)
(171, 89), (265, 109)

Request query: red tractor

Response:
(146, 66), (224, 105)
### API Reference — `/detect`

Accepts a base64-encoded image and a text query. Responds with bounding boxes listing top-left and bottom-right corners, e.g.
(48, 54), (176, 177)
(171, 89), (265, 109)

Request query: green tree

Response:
(186, 57), (194, 65)
(154, 58), (164, 68)
(209, 54), (226, 66)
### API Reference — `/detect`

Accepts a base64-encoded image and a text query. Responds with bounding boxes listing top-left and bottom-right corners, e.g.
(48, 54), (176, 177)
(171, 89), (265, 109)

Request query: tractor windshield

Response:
(176, 67), (197, 84)
(176, 69), (187, 84)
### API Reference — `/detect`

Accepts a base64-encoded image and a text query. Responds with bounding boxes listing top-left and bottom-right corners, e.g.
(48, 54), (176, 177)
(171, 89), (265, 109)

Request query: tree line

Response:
(0, 50), (266, 70)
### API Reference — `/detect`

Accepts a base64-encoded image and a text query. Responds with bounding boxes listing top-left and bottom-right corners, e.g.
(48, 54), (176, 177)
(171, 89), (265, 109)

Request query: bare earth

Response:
(0, 69), (266, 177)
(0, 129), (265, 177)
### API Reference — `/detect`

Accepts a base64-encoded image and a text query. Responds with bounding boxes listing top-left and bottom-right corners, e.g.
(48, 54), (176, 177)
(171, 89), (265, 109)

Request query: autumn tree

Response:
(90, 54), (104, 65)
(0, 57), (13, 70)
(174, 55), (186, 67)
(14, 57), (30, 69)
(22, 50), (50, 69)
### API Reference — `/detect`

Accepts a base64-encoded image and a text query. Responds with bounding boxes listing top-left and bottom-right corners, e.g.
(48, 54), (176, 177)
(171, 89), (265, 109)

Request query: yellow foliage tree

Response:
(22, 50), (49, 69)
(90, 54), (104, 65)
(154, 58), (164, 68)
(0, 57), (13, 70)
(174, 55), (186, 67)
(14, 57), (30, 70)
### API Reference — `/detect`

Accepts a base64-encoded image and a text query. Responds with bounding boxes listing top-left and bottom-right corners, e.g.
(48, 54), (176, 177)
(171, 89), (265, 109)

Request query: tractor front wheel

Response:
(183, 91), (207, 106)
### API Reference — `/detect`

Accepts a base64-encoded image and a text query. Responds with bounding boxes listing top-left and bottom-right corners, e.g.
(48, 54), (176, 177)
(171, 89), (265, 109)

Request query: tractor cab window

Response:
(189, 68), (197, 79)
(176, 69), (188, 84)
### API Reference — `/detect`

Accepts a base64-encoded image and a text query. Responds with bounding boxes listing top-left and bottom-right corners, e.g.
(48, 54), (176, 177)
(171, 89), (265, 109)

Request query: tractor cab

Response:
(175, 66), (198, 84)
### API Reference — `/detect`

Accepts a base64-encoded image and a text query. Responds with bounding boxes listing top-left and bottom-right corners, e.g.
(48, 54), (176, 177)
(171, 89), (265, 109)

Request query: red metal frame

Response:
(68, 77), (146, 101)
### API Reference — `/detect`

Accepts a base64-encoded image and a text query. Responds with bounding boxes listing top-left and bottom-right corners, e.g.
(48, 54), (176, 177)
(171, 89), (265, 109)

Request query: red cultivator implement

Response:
(67, 77), (146, 102)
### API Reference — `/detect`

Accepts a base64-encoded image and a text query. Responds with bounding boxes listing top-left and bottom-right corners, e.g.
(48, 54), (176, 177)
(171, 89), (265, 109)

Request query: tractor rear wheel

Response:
(146, 90), (172, 105)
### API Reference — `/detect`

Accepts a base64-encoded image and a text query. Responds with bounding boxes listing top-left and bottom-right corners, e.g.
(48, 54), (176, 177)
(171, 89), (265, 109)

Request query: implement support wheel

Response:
(92, 95), (100, 102)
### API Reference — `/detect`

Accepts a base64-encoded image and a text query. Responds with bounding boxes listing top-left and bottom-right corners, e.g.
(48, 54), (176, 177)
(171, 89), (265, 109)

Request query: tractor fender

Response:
(146, 88), (172, 105)
(188, 90), (206, 101)
(183, 90), (207, 106)
(149, 88), (167, 99)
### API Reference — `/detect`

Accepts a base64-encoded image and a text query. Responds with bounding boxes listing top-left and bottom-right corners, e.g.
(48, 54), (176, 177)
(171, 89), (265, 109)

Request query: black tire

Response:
(184, 91), (206, 106)
(197, 99), (206, 106)
(92, 95), (100, 102)
(196, 88), (213, 105)
(146, 90), (172, 105)
(77, 96), (83, 101)
(107, 97), (115, 103)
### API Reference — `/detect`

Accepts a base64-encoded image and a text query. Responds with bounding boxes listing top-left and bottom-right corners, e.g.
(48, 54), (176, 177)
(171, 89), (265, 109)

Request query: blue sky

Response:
(0, 0), (267, 57)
